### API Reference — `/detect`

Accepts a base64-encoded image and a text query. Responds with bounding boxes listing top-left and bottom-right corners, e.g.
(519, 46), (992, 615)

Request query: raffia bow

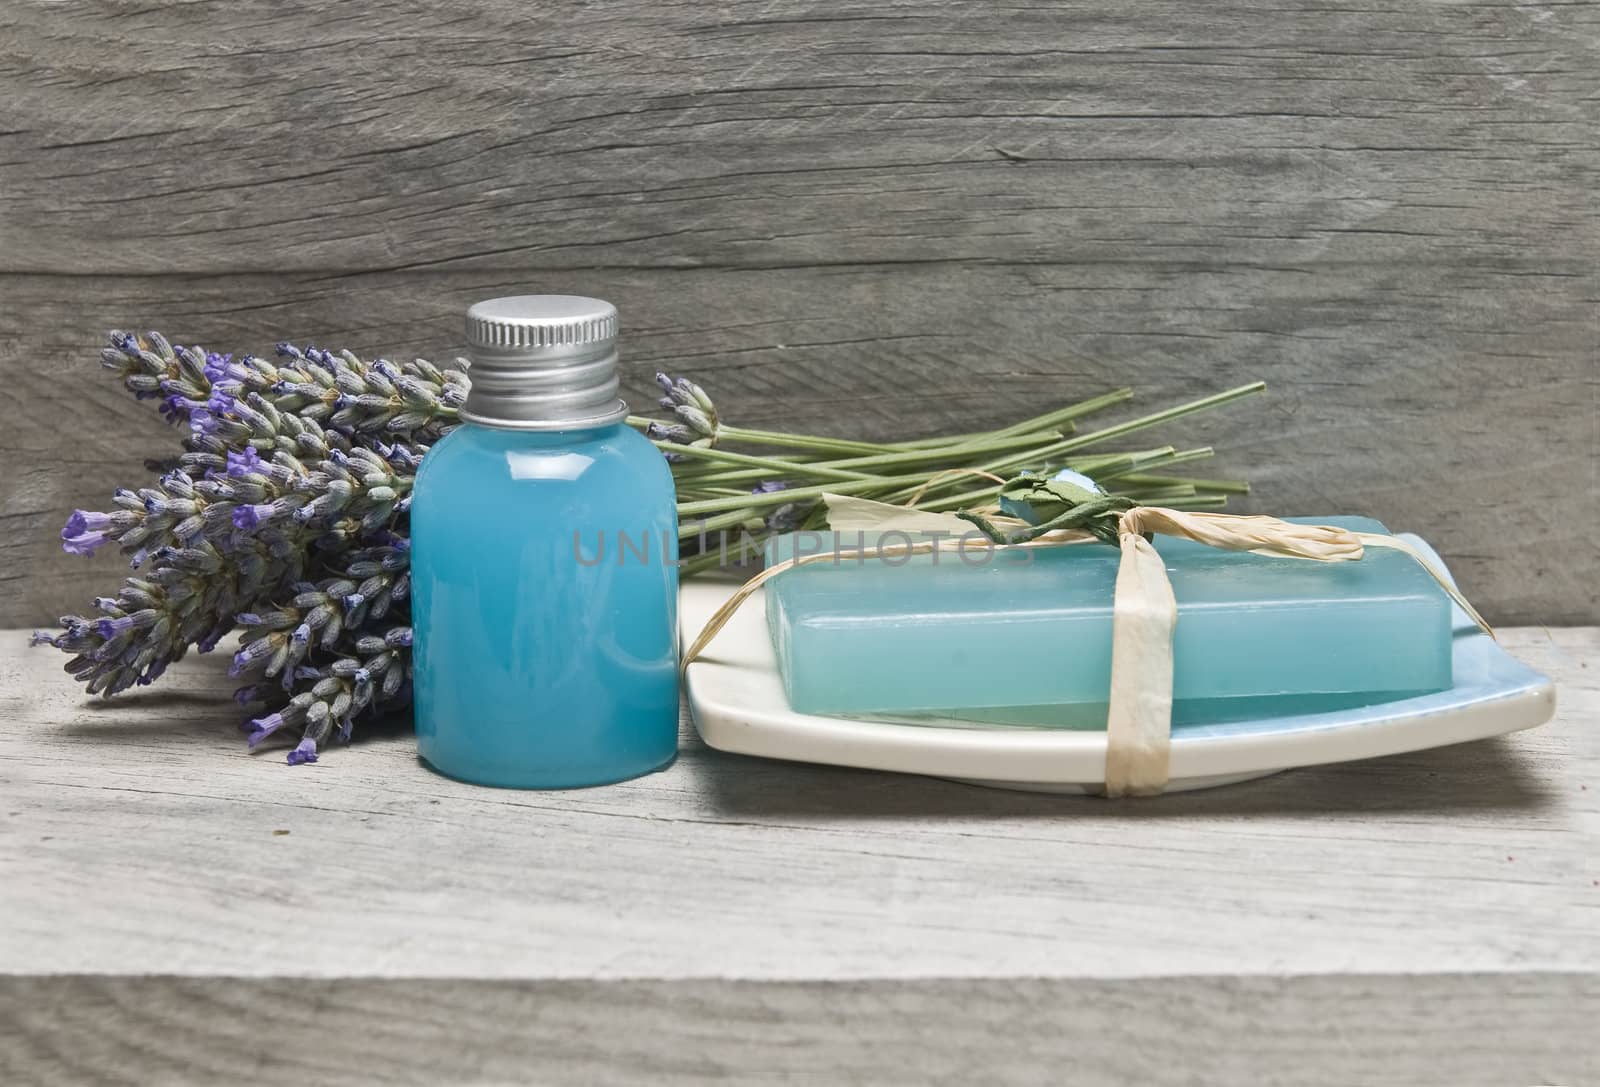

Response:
(680, 498), (1491, 798)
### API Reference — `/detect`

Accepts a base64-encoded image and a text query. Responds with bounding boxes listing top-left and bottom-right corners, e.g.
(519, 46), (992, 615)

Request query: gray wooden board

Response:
(2, 627), (1597, 1080)
(1, 269), (1594, 627)
(2, 975), (1597, 1086)
(0, 1), (1597, 626)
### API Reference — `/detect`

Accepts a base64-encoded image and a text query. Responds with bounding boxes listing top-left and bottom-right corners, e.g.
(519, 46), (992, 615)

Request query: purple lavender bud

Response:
(676, 406), (714, 437)
(646, 422), (696, 444)
(230, 637), (277, 677)
(244, 713), (288, 748)
(63, 510), (111, 538)
(62, 530), (109, 556)
(232, 504), (273, 530)
(286, 738), (319, 765)
(684, 381), (714, 414)
(342, 593), (365, 612)
(163, 469), (194, 498)
(157, 396), (188, 425)
(28, 630), (58, 647)
(291, 623), (311, 646)
(95, 615), (134, 640)
(225, 446), (263, 478)
(751, 480), (789, 494)
(202, 352), (233, 382)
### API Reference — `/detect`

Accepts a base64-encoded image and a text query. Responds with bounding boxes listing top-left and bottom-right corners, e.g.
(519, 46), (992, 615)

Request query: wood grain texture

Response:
(0, 0), (1596, 626)
(2, 627), (1597, 1085)
(2, 975), (1597, 1086)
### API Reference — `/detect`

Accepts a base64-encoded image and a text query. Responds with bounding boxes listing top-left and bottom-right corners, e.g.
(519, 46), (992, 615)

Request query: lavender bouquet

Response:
(33, 331), (1261, 764)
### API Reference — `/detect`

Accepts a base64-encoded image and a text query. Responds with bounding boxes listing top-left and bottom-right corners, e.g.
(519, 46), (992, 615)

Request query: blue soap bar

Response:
(765, 516), (1453, 716)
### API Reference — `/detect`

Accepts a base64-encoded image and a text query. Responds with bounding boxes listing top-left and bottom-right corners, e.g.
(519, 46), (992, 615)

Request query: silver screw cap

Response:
(461, 295), (629, 430)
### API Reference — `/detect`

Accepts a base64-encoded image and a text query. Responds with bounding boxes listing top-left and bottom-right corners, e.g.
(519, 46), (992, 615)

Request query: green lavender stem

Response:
(987, 383), (1259, 468)
(1091, 447), (1220, 481)
(676, 472), (963, 517)
(716, 425), (901, 456)
(665, 429), (1065, 493)
(889, 387), (1132, 448)
(906, 448), (1219, 514)
(1113, 472), (1250, 495)
(877, 384), (1263, 506)
(653, 441), (877, 482)
(628, 415), (899, 457)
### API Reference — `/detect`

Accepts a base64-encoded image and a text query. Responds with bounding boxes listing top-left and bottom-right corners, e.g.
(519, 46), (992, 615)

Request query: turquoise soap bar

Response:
(765, 516), (1453, 717)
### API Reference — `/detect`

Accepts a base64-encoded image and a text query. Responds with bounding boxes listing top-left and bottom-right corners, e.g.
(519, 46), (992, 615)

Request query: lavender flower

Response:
(35, 329), (466, 764)
(244, 711), (291, 748)
(62, 528), (110, 556)
(232, 503), (276, 531)
(654, 373), (718, 443)
(226, 445), (263, 477)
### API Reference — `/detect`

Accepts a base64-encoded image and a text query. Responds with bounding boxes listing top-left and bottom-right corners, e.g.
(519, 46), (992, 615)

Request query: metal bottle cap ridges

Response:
(460, 295), (628, 430)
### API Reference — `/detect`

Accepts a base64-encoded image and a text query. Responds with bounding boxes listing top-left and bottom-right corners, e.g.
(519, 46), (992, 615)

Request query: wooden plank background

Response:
(0, 0), (1595, 625)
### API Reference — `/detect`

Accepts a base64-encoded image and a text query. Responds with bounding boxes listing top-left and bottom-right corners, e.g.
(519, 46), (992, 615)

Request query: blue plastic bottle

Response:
(412, 296), (679, 788)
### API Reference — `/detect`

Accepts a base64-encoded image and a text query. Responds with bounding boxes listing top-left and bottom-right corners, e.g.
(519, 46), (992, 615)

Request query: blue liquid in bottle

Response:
(411, 297), (678, 788)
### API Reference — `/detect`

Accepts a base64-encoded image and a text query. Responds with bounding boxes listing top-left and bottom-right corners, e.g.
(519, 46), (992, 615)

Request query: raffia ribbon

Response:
(680, 500), (1492, 798)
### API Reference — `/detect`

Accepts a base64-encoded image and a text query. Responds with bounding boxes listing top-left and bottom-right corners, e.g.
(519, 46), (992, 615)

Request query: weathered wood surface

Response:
(2, 976), (1596, 1086)
(2, 627), (1597, 1082)
(0, 1), (1596, 626)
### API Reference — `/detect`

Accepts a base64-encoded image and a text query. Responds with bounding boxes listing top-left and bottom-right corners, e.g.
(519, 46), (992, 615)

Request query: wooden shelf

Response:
(2, 627), (1596, 1084)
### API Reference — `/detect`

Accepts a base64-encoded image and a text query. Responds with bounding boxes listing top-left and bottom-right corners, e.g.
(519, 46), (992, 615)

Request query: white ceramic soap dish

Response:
(679, 534), (1554, 794)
